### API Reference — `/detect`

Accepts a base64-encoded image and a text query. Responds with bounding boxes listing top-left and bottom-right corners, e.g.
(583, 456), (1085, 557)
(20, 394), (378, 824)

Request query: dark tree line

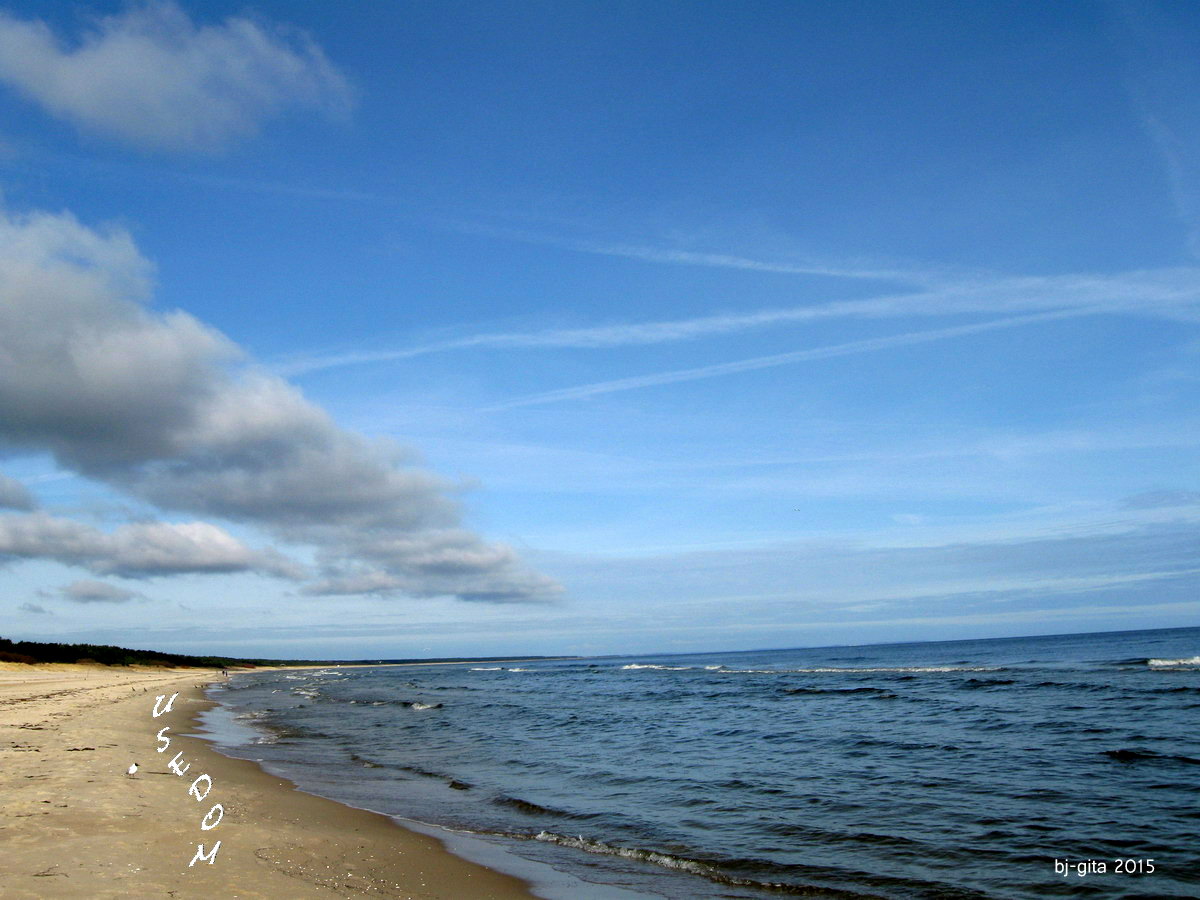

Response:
(0, 636), (297, 668)
(0, 636), (569, 668)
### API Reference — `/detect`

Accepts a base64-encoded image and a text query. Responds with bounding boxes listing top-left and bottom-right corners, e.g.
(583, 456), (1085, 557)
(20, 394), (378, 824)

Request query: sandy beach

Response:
(0, 663), (536, 899)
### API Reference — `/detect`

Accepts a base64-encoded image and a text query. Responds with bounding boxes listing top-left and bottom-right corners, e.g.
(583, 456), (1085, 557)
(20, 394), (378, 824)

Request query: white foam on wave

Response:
(470, 667), (503, 671)
(410, 702), (439, 710)
(233, 709), (269, 720)
(528, 831), (793, 892)
(620, 664), (693, 670)
(722, 665), (1002, 674)
(621, 662), (996, 674)
(533, 832), (713, 877)
(1148, 656), (1200, 667)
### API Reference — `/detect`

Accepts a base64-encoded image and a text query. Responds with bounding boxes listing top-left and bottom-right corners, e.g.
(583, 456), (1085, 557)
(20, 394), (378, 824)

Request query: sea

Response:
(197, 626), (1200, 899)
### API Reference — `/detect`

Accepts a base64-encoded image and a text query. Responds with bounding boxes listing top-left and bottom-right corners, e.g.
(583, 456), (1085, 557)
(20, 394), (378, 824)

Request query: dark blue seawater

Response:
(200, 627), (1200, 899)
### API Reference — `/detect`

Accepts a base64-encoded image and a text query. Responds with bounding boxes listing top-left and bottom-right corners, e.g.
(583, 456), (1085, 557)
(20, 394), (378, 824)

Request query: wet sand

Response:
(0, 662), (536, 898)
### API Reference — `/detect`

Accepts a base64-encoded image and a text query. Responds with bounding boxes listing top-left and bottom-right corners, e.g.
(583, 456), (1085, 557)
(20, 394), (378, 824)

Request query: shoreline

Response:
(0, 662), (538, 898)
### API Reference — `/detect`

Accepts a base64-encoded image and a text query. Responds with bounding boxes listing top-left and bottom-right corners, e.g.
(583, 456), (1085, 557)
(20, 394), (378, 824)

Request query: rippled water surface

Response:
(203, 627), (1200, 899)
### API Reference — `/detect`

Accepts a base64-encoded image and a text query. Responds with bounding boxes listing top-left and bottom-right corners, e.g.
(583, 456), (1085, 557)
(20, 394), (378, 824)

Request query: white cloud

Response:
(59, 579), (141, 603)
(0, 511), (297, 579)
(304, 530), (563, 603)
(0, 473), (35, 510)
(0, 205), (558, 602)
(0, 1), (351, 152)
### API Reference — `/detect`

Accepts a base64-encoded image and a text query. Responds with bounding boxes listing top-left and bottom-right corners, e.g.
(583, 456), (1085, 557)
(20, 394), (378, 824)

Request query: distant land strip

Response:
(0, 636), (574, 670)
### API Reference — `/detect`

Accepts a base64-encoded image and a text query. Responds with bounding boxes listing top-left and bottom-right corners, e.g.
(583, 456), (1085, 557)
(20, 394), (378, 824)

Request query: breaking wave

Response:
(1147, 656), (1200, 668)
(527, 832), (885, 897)
(621, 663), (694, 670)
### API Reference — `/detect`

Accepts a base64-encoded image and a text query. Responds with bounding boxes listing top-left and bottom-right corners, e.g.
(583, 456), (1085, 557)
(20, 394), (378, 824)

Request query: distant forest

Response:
(0, 636), (567, 669)
(0, 636), (299, 668)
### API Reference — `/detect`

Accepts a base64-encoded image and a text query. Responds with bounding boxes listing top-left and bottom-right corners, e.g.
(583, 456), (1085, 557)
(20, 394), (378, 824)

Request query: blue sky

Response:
(0, 1), (1196, 658)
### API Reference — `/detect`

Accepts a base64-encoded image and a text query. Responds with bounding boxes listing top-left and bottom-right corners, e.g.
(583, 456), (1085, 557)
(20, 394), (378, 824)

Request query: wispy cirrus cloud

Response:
(464, 224), (957, 285)
(539, 514), (1200, 620)
(0, 1), (352, 152)
(1122, 489), (1200, 509)
(482, 308), (1098, 410)
(277, 253), (1200, 378)
(1109, 1), (1200, 258)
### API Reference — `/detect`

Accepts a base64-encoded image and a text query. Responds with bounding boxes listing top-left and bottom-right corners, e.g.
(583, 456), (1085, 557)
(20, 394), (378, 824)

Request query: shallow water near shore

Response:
(199, 627), (1200, 899)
